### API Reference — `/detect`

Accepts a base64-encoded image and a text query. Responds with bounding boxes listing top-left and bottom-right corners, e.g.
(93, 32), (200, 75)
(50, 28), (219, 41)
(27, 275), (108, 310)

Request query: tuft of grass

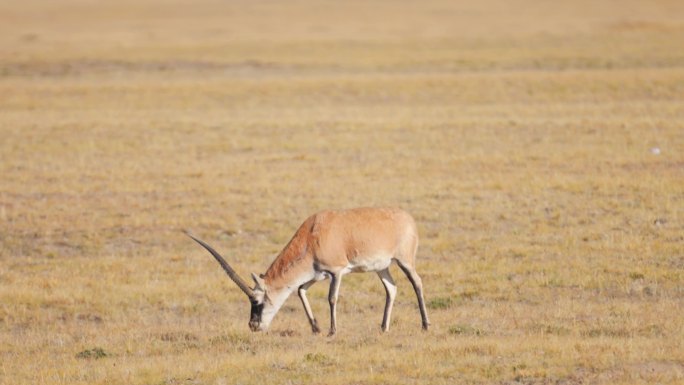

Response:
(75, 347), (108, 360)
(582, 327), (632, 338)
(449, 324), (486, 336)
(427, 296), (453, 310)
(638, 324), (666, 338)
(527, 323), (571, 336)
(159, 332), (198, 342)
(629, 272), (645, 280)
(208, 333), (255, 353)
(428, 291), (479, 309)
(304, 352), (334, 366)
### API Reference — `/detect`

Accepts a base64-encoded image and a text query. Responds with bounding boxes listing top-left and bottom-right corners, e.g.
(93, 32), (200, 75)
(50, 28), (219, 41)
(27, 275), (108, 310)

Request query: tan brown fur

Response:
(263, 216), (316, 290)
(310, 207), (417, 270)
(264, 208), (416, 282)
(256, 207), (429, 334)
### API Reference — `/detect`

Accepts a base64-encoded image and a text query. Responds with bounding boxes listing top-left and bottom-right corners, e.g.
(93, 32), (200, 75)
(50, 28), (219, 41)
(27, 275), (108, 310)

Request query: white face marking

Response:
(254, 288), (292, 331)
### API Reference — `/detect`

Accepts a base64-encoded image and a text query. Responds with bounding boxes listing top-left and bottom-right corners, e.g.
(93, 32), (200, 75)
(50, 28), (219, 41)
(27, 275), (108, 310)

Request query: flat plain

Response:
(1, 0), (683, 384)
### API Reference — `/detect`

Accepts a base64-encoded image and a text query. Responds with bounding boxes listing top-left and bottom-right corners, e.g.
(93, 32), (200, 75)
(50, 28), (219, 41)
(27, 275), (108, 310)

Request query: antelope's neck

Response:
(263, 217), (316, 291)
(264, 260), (315, 293)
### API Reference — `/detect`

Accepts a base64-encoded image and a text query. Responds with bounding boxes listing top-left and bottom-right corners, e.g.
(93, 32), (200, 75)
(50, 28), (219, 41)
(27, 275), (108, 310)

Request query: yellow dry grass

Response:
(1, 0), (683, 384)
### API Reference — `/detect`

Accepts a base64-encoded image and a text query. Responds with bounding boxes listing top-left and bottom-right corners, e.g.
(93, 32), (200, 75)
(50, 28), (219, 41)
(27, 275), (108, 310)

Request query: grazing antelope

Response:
(187, 207), (430, 335)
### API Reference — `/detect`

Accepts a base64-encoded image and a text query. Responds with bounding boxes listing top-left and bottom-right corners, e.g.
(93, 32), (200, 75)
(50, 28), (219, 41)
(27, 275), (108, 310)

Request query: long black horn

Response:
(185, 231), (255, 299)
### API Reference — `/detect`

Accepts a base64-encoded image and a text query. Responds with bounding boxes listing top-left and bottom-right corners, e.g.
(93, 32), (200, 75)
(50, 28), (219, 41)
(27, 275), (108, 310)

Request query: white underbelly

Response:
(345, 254), (393, 273)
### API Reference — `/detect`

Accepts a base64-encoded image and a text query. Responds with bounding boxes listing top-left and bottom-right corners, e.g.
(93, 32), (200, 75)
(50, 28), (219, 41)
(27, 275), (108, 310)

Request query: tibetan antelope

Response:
(186, 207), (430, 335)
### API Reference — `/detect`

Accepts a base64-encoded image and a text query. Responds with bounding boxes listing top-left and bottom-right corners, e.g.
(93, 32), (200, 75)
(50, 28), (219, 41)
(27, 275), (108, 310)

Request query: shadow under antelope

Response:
(186, 207), (430, 336)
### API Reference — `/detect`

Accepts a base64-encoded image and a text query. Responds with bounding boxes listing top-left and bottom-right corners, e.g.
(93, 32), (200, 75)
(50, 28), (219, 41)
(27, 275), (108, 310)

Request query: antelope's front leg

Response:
(327, 273), (342, 336)
(298, 281), (320, 334)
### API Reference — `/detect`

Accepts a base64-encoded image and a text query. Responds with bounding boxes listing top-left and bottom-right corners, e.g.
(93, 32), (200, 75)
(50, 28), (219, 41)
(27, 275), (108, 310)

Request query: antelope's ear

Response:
(251, 272), (266, 290)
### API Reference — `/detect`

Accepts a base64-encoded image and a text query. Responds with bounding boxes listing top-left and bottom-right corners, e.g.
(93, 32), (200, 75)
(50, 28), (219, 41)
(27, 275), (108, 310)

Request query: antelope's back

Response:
(310, 207), (417, 268)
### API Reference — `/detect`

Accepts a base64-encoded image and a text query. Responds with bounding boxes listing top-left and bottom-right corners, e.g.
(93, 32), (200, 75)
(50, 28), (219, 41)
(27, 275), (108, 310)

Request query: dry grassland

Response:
(1, 0), (684, 384)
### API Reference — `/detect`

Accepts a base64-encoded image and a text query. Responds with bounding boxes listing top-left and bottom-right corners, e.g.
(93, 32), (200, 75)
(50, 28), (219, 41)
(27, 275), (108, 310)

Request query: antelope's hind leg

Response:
(377, 268), (397, 332)
(397, 261), (430, 330)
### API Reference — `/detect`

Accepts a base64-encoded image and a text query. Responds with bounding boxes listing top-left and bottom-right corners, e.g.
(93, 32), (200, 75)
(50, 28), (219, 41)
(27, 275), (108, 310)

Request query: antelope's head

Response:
(186, 232), (277, 332)
(248, 273), (279, 331)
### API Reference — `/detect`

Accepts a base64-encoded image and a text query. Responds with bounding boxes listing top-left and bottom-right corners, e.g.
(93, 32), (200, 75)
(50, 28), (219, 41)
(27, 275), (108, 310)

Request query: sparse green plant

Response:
(75, 348), (108, 360)
(304, 353), (333, 366)
(428, 296), (453, 310)
(630, 272), (645, 280)
(449, 324), (486, 336)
